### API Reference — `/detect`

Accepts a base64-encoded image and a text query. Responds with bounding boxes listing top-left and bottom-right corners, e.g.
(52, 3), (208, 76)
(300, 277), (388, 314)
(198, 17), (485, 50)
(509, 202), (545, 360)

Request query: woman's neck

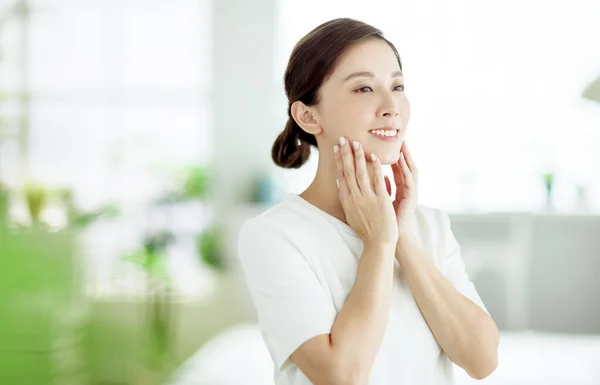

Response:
(300, 152), (377, 225)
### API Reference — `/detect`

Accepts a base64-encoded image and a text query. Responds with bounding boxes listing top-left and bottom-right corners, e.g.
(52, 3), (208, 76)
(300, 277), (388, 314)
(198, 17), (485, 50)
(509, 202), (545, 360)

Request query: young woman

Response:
(238, 18), (499, 385)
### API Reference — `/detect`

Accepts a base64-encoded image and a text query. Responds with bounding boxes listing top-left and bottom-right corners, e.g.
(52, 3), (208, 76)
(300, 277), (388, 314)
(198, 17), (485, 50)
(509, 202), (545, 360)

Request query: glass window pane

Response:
(28, 6), (113, 93)
(122, 1), (206, 90)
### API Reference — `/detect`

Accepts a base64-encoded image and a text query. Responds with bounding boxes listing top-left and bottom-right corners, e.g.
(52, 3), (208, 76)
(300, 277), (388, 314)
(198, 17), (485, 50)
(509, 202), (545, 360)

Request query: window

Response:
(25, 0), (211, 208)
(0, 0), (214, 298)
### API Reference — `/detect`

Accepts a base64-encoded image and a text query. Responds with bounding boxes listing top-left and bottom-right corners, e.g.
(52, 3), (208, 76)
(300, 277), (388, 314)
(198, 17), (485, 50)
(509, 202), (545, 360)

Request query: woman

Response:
(238, 18), (499, 385)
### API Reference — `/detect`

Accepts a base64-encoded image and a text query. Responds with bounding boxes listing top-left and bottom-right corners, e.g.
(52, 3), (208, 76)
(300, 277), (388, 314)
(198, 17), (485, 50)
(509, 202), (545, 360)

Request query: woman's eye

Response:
(356, 85), (404, 93)
(355, 86), (373, 93)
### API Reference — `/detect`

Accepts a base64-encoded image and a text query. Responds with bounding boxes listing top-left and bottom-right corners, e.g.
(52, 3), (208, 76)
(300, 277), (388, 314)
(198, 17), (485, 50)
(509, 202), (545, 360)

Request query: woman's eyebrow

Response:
(342, 71), (404, 82)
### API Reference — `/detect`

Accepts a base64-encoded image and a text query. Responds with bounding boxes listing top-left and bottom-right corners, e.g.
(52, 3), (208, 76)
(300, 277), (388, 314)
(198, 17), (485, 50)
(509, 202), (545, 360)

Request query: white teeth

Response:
(370, 129), (398, 137)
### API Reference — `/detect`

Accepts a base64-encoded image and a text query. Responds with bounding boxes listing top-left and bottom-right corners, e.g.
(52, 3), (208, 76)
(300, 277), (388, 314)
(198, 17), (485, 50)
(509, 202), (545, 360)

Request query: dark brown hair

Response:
(271, 18), (403, 168)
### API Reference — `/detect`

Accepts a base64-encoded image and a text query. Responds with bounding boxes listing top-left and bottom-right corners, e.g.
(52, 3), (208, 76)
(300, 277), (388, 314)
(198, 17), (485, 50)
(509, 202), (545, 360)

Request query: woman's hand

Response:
(385, 141), (419, 233)
(334, 137), (398, 247)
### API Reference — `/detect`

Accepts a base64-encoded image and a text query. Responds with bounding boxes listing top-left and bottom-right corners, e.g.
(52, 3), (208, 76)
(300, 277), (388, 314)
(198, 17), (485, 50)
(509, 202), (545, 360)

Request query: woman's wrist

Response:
(397, 228), (414, 241)
(364, 240), (397, 258)
(395, 231), (417, 260)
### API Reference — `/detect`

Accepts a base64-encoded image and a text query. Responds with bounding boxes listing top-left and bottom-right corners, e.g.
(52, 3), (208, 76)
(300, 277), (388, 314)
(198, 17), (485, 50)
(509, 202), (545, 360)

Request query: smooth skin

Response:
(289, 38), (498, 384)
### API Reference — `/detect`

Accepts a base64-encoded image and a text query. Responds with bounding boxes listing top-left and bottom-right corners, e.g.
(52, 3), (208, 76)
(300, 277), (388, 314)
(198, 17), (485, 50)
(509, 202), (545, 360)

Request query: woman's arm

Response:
(394, 232), (499, 380)
(292, 138), (399, 385)
(291, 241), (396, 385)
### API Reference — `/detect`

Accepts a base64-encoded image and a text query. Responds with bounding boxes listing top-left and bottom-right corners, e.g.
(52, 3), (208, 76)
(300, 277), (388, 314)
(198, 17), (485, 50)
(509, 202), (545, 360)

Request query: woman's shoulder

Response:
(238, 194), (313, 243)
(415, 203), (448, 224)
(237, 196), (324, 270)
(413, 204), (453, 242)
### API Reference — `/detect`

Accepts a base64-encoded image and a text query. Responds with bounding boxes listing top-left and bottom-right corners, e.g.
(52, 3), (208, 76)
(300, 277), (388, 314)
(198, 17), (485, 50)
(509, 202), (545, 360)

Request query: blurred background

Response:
(0, 0), (599, 384)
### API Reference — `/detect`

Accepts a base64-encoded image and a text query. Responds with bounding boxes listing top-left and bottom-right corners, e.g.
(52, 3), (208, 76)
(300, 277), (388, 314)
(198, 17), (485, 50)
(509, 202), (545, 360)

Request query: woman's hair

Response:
(272, 18), (403, 169)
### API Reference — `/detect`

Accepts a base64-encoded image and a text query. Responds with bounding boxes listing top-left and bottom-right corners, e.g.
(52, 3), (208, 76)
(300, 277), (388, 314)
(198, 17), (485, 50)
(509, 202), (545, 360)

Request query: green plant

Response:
(52, 187), (120, 229)
(0, 181), (8, 227)
(543, 172), (554, 192)
(123, 231), (175, 375)
(198, 225), (225, 271)
(0, 226), (89, 384)
(123, 232), (173, 283)
(153, 164), (211, 205)
(182, 165), (210, 199)
(23, 181), (48, 224)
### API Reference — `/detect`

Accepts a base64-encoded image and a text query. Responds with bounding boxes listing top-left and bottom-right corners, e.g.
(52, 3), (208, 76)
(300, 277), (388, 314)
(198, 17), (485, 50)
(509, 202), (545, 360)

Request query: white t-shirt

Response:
(237, 193), (489, 385)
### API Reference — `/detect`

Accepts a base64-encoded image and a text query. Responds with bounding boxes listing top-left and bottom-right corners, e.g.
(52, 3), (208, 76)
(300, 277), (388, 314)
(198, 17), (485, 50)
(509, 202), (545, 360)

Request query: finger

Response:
(401, 142), (418, 178)
(339, 137), (361, 196)
(352, 141), (374, 196)
(399, 151), (415, 190)
(391, 155), (406, 196)
(384, 175), (392, 197)
(370, 153), (387, 196)
(391, 160), (403, 187)
(334, 145), (351, 200)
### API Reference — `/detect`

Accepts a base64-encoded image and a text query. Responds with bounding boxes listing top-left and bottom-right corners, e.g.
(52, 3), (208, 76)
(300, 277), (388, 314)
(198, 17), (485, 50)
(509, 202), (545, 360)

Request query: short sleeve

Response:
(237, 218), (338, 370)
(439, 210), (490, 315)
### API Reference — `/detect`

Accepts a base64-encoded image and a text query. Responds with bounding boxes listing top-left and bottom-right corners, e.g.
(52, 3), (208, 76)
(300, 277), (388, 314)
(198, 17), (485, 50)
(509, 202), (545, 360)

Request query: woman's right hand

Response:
(334, 137), (398, 247)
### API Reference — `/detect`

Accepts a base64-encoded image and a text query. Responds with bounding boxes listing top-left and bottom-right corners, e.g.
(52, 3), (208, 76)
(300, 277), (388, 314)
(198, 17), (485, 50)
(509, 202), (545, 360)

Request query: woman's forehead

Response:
(331, 39), (402, 81)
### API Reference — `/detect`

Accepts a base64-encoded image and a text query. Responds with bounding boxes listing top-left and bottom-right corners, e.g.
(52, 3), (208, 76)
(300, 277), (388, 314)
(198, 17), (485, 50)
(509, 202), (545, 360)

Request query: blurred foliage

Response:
(23, 181), (49, 223)
(123, 248), (169, 283)
(0, 162), (213, 384)
(123, 231), (174, 283)
(0, 181), (8, 226)
(123, 230), (176, 378)
(154, 164), (211, 204)
(143, 231), (175, 257)
(198, 225), (225, 271)
(6, 182), (119, 230)
(182, 165), (210, 199)
(145, 289), (173, 374)
(57, 187), (120, 228)
(543, 172), (555, 190)
(0, 226), (89, 384)
(72, 203), (120, 228)
(0, 228), (75, 300)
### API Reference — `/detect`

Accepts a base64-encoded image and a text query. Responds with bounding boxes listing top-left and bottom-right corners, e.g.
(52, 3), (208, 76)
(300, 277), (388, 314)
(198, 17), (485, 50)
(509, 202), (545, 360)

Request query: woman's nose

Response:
(380, 93), (400, 117)
(381, 103), (399, 118)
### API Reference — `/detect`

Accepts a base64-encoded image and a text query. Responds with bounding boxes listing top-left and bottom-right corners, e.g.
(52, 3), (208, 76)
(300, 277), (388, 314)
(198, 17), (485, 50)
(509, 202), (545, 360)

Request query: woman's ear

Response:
(291, 101), (323, 135)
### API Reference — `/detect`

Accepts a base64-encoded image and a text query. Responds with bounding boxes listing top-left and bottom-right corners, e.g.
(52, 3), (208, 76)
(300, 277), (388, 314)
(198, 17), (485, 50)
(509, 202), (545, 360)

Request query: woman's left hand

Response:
(385, 141), (419, 234)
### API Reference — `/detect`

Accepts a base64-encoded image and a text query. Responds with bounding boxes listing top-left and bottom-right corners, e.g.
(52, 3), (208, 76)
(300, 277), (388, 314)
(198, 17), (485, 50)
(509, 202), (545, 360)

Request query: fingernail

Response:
(336, 179), (339, 188)
(333, 145), (339, 153)
(371, 153), (377, 161)
(339, 137), (346, 146)
(353, 141), (359, 150)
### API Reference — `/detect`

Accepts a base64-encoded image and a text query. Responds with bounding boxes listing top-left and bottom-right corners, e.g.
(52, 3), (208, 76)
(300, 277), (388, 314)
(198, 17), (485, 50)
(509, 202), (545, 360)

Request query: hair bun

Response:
(271, 118), (311, 168)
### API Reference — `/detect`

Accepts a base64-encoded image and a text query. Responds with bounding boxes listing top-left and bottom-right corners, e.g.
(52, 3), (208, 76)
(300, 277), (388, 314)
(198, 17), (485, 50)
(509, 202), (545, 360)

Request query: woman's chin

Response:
(370, 144), (403, 165)
(381, 155), (401, 165)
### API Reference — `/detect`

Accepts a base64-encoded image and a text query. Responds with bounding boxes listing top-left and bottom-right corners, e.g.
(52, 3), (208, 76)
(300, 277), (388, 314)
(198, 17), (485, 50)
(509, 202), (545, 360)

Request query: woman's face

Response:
(315, 38), (410, 165)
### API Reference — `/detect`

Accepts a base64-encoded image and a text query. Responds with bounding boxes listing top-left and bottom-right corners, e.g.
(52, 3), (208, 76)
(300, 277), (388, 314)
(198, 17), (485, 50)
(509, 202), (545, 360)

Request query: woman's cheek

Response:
(402, 102), (411, 123)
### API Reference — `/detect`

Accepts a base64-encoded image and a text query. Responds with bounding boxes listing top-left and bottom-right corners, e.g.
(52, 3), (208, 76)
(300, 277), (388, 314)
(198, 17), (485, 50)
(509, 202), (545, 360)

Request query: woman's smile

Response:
(368, 128), (400, 142)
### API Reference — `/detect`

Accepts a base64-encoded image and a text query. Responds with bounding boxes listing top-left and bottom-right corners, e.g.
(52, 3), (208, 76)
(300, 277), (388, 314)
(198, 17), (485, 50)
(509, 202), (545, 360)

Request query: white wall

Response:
(210, 0), (283, 225)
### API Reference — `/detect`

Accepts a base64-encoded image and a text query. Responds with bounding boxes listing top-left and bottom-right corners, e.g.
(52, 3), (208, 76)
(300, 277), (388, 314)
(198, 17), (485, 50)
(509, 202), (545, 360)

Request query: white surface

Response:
(169, 324), (600, 385)
(168, 324), (274, 385)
